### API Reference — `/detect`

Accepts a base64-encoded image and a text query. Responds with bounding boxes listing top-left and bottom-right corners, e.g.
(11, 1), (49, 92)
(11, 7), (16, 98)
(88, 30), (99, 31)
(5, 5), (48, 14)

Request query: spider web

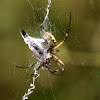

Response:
(6, 0), (100, 100)
(20, 0), (100, 100)
(22, 0), (57, 100)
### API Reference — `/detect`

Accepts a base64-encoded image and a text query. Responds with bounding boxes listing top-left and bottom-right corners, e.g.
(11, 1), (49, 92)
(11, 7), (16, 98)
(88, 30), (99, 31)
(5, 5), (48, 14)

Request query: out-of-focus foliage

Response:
(0, 0), (100, 100)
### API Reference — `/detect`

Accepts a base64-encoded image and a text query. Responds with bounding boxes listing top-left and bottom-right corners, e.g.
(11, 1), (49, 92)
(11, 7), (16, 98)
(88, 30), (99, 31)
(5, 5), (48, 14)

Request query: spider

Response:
(16, 12), (71, 75)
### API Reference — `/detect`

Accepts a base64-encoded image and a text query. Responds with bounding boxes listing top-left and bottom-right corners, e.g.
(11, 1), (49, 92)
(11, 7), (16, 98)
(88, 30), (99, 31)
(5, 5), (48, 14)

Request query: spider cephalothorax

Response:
(16, 12), (71, 75)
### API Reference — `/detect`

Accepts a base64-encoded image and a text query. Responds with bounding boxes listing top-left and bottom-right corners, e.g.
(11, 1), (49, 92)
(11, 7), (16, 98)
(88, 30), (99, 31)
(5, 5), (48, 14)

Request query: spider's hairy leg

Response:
(49, 55), (65, 75)
(16, 64), (34, 68)
(53, 12), (71, 50)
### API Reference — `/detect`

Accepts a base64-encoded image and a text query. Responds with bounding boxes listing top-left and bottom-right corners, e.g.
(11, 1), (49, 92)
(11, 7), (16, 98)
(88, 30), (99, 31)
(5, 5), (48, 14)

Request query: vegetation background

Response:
(0, 0), (100, 100)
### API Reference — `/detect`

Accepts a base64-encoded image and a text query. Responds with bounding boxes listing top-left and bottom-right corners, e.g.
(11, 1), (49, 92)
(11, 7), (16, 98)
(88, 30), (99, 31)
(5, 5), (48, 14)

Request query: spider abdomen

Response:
(43, 32), (57, 48)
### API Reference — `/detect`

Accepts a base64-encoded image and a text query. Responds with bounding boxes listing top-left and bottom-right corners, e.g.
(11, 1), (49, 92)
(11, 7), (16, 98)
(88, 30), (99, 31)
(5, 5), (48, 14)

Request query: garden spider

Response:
(16, 12), (71, 75)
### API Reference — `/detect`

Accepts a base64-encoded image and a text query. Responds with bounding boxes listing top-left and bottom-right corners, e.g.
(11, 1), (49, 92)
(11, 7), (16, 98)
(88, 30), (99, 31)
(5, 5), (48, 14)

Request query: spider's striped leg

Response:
(49, 55), (65, 75)
(16, 64), (34, 68)
(51, 50), (59, 54)
(53, 12), (71, 50)
(49, 63), (64, 75)
(52, 33), (68, 50)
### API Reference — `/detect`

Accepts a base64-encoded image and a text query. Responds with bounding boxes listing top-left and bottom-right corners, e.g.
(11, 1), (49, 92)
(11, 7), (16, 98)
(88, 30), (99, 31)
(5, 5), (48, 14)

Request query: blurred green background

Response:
(0, 0), (100, 100)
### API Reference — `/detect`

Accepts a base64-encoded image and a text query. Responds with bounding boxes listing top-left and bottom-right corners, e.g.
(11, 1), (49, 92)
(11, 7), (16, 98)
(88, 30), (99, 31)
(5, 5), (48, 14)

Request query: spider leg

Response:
(48, 55), (65, 75)
(51, 50), (59, 54)
(16, 64), (34, 68)
(31, 65), (41, 76)
(49, 63), (64, 75)
(35, 10), (44, 30)
(53, 12), (71, 50)
(31, 61), (42, 76)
